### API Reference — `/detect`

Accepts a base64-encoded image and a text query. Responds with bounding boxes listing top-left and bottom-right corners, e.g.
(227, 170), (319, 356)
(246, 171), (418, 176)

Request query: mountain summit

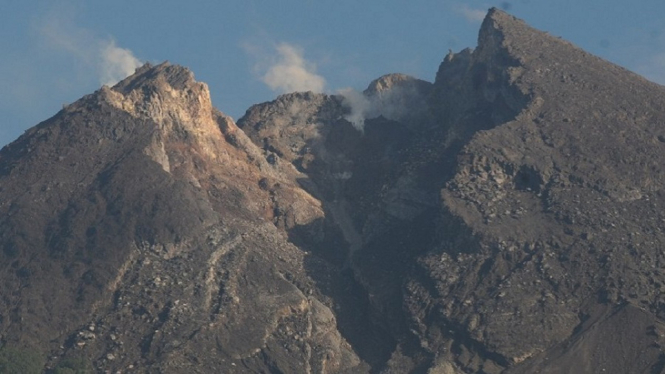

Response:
(1, 8), (665, 373)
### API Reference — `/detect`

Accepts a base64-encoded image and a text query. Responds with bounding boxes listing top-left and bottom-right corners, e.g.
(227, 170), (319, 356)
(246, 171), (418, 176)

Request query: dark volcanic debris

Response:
(406, 8), (665, 374)
(1, 8), (665, 374)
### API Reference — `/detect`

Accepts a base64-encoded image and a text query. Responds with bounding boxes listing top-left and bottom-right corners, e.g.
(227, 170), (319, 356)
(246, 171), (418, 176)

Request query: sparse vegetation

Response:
(53, 357), (93, 374)
(0, 346), (44, 374)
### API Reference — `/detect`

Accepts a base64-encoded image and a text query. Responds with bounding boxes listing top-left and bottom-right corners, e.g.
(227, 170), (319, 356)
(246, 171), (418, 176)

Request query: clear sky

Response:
(1, 0), (664, 147)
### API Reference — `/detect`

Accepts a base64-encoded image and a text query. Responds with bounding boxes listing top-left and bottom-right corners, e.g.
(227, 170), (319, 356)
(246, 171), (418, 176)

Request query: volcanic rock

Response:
(1, 7), (665, 374)
(0, 62), (362, 373)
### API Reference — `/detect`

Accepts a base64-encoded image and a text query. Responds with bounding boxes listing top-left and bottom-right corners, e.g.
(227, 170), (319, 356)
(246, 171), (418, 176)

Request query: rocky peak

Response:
(92, 62), (233, 174)
(434, 8), (523, 82)
(238, 92), (345, 163)
(431, 9), (537, 139)
(476, 8), (523, 60)
(363, 73), (431, 96)
(435, 8), (537, 90)
(103, 62), (215, 125)
(113, 62), (198, 93)
(110, 63), (220, 145)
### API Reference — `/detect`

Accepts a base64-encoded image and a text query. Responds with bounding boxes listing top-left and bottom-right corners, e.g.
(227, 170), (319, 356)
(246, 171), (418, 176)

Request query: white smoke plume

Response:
(338, 88), (371, 131)
(338, 80), (430, 132)
(456, 5), (487, 23)
(99, 40), (143, 86)
(261, 43), (326, 93)
(39, 10), (142, 86)
(246, 41), (429, 132)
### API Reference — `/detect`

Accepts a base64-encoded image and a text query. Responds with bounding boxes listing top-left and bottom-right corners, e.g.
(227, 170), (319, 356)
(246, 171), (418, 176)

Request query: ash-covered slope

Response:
(404, 8), (665, 374)
(2, 7), (665, 374)
(0, 62), (363, 373)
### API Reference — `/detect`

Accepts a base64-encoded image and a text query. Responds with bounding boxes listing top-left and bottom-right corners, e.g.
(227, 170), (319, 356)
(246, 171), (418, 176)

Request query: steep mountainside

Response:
(405, 10), (665, 373)
(0, 63), (363, 373)
(1, 7), (665, 374)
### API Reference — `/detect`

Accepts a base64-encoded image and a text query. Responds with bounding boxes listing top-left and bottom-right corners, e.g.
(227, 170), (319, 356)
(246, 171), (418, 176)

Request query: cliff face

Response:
(2, 8), (665, 374)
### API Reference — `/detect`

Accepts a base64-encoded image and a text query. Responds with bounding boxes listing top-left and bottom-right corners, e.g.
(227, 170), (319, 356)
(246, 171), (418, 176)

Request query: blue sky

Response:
(1, 0), (664, 147)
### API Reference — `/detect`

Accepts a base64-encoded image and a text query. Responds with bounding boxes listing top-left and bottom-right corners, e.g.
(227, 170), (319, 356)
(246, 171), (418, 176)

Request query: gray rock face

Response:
(1, 7), (665, 374)
(404, 9), (665, 373)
